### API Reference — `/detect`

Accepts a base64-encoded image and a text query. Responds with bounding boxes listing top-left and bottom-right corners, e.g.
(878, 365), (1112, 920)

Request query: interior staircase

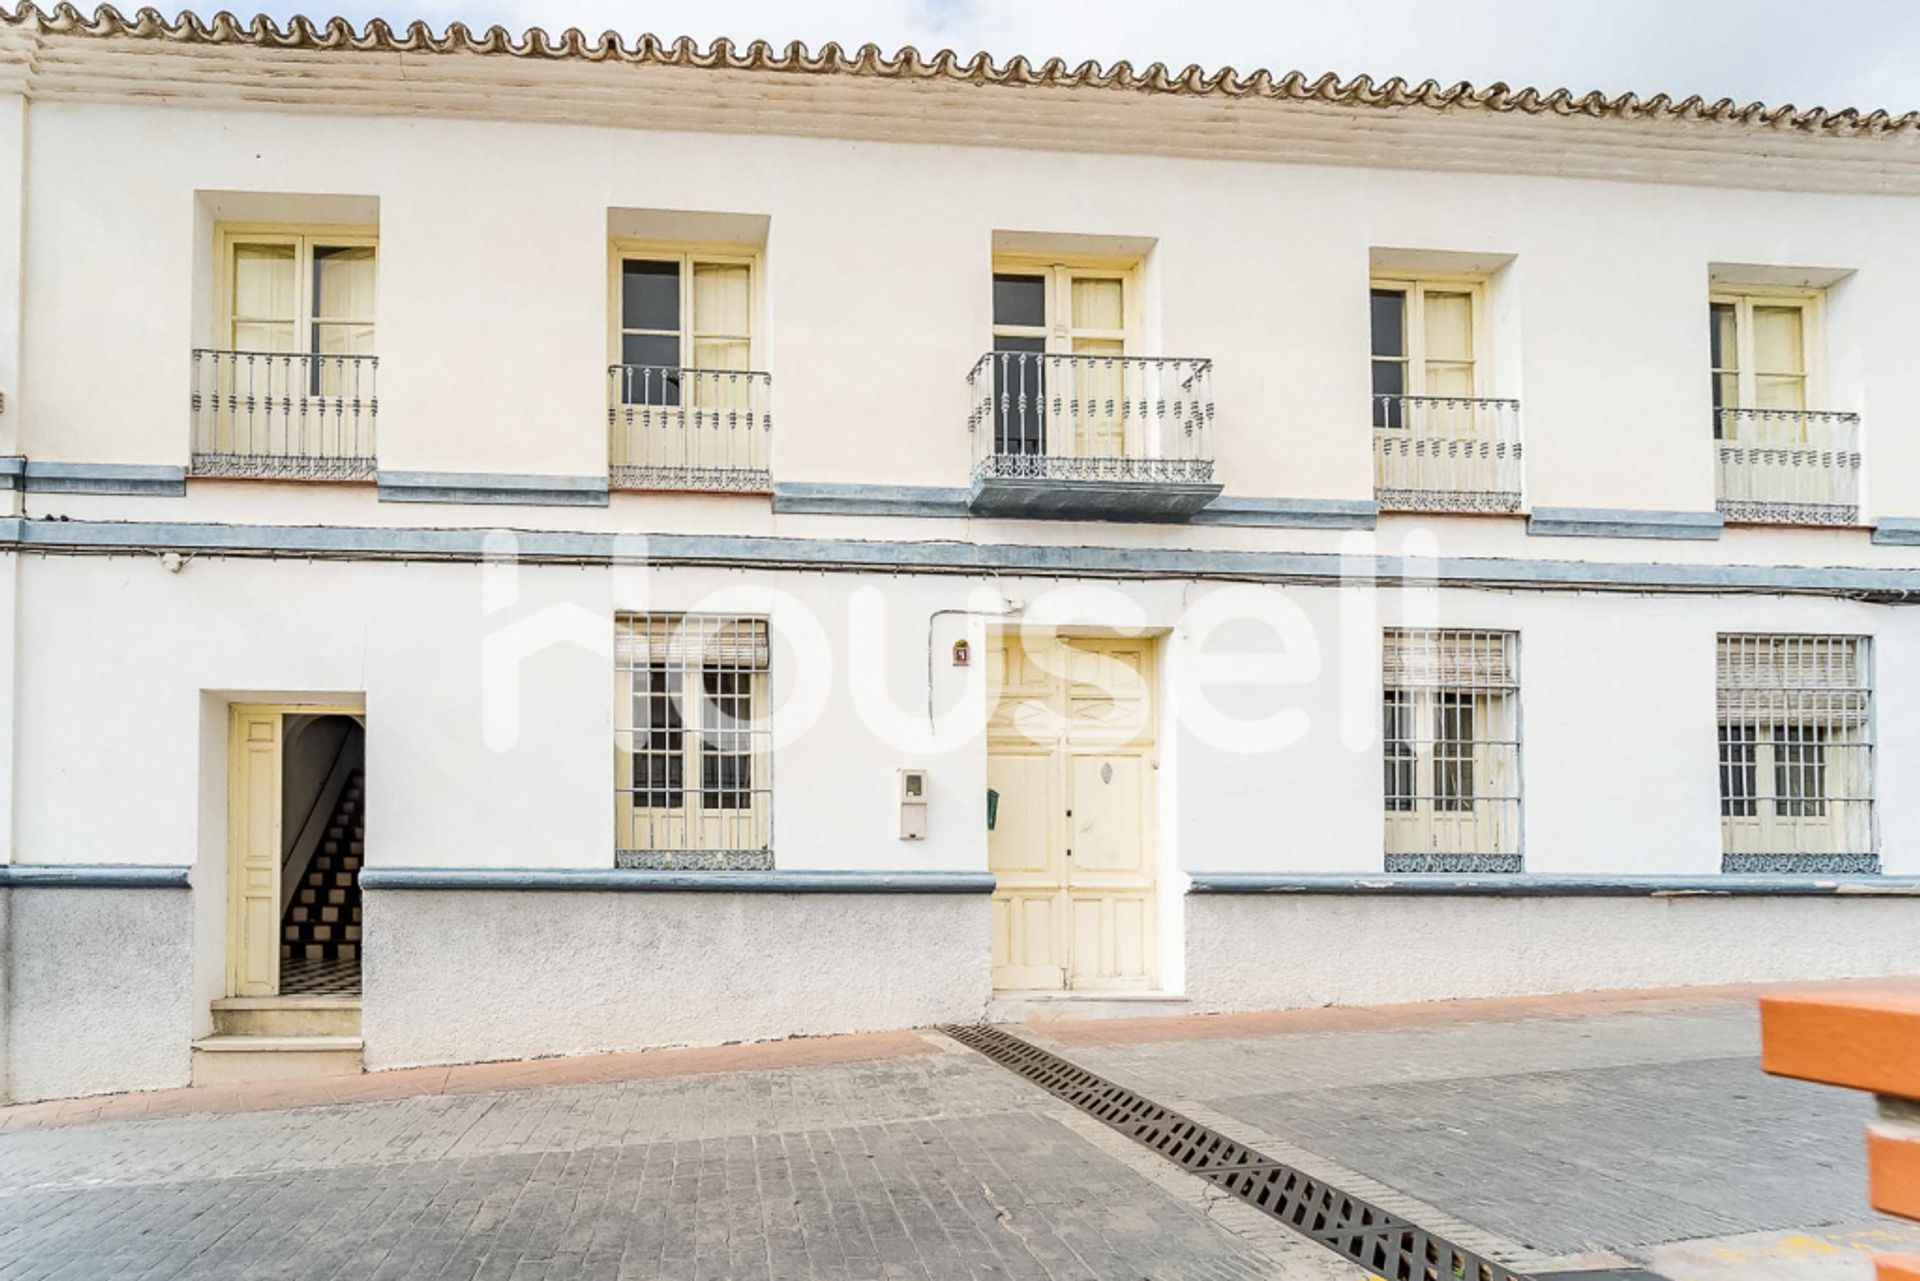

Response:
(283, 768), (364, 967)
(191, 769), (365, 1086)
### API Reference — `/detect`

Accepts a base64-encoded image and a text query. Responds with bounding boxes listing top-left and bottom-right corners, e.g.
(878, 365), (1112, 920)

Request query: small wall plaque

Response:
(952, 639), (971, 667)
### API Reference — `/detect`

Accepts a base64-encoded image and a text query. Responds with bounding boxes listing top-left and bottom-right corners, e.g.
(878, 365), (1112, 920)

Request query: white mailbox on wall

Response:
(898, 769), (928, 841)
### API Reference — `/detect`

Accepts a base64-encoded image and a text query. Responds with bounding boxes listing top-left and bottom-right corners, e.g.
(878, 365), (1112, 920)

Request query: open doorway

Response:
(280, 713), (366, 995)
(226, 704), (365, 999)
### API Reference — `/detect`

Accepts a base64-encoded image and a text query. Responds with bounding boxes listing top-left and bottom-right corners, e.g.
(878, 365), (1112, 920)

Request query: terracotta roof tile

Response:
(4, 2), (1916, 138)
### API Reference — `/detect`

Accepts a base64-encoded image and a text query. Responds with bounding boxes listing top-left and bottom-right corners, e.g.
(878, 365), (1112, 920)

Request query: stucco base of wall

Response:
(0, 887), (10, 1104)
(361, 890), (992, 1070)
(1186, 893), (1920, 1012)
(6, 887), (194, 1102)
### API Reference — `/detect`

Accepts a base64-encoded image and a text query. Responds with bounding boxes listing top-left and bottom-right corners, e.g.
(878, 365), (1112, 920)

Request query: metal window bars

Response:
(189, 349), (376, 480)
(1717, 633), (1876, 873)
(1715, 407), (1861, 526)
(966, 351), (1215, 484)
(1372, 394), (1523, 513)
(607, 364), (772, 492)
(614, 614), (773, 870)
(1382, 629), (1522, 872)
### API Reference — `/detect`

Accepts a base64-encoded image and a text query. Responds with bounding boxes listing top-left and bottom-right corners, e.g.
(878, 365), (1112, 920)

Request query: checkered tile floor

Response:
(278, 956), (361, 997)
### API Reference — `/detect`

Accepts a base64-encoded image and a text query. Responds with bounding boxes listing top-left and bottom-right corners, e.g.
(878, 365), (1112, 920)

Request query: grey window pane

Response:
(1383, 690), (1414, 812)
(621, 333), (681, 370)
(618, 335), (683, 405)
(622, 260), (680, 331)
(988, 341), (1047, 455)
(1709, 302), (1735, 368)
(1719, 723), (1757, 818)
(1370, 289), (1406, 358)
(1709, 302), (1736, 428)
(993, 273), (1047, 328)
(1372, 361), (1405, 428)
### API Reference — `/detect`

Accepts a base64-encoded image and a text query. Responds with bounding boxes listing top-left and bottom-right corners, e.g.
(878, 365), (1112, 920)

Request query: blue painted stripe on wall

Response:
(22, 462), (187, 496)
(1186, 872), (1920, 896)
(1193, 496), (1379, 529)
(0, 864), (192, 888)
(360, 867), (998, 893)
(378, 471), (610, 508)
(1874, 518), (1920, 547)
(772, 483), (971, 518)
(1527, 508), (1724, 541)
(11, 517), (1920, 597)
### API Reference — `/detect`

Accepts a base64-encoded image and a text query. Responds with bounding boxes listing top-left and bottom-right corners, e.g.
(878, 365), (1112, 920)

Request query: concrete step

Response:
(211, 996), (362, 1037)
(190, 1034), (363, 1085)
(987, 992), (1194, 1023)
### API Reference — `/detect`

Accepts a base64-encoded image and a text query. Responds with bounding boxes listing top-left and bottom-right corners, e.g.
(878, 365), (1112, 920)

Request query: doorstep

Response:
(190, 1034), (366, 1086)
(210, 995), (363, 1038)
(988, 991), (1193, 1023)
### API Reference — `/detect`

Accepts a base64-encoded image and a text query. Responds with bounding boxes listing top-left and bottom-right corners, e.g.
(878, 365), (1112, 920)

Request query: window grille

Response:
(1382, 629), (1522, 872)
(614, 614), (773, 870)
(1717, 634), (1876, 873)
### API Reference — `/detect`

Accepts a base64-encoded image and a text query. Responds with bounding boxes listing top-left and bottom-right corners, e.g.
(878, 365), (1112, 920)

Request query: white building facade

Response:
(3, 10), (1920, 1102)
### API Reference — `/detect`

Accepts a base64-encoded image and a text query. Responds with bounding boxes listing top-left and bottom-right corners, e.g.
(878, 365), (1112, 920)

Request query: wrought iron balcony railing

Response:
(966, 351), (1216, 486)
(1372, 395), (1524, 514)
(189, 349), (377, 481)
(608, 365), (772, 492)
(1715, 407), (1861, 526)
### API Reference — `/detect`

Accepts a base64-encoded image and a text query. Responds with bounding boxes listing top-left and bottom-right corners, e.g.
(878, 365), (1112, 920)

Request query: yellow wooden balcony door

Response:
(987, 633), (1157, 992)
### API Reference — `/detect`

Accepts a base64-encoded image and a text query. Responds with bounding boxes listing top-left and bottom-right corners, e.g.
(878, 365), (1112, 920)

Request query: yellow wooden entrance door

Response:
(987, 633), (1157, 992)
(227, 707), (284, 997)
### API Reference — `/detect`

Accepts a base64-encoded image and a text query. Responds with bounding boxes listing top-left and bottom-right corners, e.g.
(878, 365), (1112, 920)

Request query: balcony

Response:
(608, 365), (772, 492)
(189, 350), (376, 481)
(1716, 407), (1861, 526)
(966, 352), (1220, 521)
(1372, 395), (1523, 514)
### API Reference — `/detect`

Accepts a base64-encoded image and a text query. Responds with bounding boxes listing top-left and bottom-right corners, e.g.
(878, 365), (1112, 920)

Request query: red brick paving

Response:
(0, 1027), (937, 1134)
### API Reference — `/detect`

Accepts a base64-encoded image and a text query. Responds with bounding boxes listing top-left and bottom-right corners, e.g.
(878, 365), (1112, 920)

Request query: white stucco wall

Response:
(16, 555), (1920, 886)
(14, 99), (1920, 519)
(361, 889), (991, 1069)
(5, 887), (194, 1102)
(1187, 894), (1920, 1012)
(6, 87), (1920, 1099)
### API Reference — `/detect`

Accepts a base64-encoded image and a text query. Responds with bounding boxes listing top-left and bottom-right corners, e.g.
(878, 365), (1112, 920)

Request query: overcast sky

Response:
(251, 0), (1920, 113)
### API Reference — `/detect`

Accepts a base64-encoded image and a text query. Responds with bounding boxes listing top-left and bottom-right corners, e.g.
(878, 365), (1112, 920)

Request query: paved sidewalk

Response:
(2, 981), (1916, 1279)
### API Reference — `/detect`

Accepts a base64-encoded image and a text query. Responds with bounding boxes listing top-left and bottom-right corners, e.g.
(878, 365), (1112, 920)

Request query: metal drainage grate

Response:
(940, 1022), (1538, 1281)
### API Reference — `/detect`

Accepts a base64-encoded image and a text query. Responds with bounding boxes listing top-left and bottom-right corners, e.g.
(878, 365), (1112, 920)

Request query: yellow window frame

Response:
(214, 223), (378, 355)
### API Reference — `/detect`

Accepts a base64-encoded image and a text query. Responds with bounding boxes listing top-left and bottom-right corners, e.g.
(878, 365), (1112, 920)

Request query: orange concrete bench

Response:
(1761, 991), (1920, 1280)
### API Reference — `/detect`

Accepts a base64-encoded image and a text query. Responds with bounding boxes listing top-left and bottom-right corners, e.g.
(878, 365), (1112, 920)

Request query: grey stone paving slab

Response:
(0, 1052), (1279, 1281)
(0, 1052), (1039, 1197)
(1047, 1004), (1885, 1261)
(1044, 1006), (1759, 1103)
(1207, 1052), (1875, 1258)
(0, 1001), (1899, 1279)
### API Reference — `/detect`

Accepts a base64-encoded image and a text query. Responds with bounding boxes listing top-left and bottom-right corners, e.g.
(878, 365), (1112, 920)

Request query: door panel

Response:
(988, 634), (1157, 993)
(1065, 892), (1154, 990)
(988, 746), (1065, 989)
(1069, 753), (1147, 874)
(228, 709), (283, 997)
(991, 892), (1066, 991)
(989, 751), (1055, 876)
